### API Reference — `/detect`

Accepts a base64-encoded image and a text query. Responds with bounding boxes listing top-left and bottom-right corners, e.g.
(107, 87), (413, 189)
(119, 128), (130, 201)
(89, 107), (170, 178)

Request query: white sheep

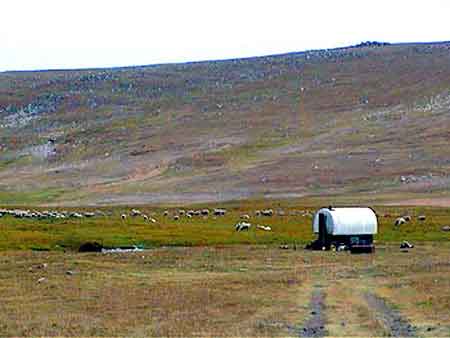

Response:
(394, 217), (406, 226)
(131, 209), (142, 216)
(235, 221), (251, 231)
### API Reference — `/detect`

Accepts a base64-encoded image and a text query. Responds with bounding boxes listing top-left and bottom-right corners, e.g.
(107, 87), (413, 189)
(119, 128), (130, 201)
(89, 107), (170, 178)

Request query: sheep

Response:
(256, 225), (272, 231)
(240, 214), (250, 220)
(121, 214), (127, 220)
(201, 209), (210, 216)
(84, 212), (95, 218)
(394, 217), (406, 226)
(261, 209), (274, 217)
(71, 212), (83, 218)
(178, 210), (186, 216)
(400, 241), (414, 249)
(186, 214), (192, 219)
(403, 215), (411, 222)
(163, 210), (169, 216)
(214, 208), (227, 216)
(143, 214), (149, 221)
(418, 215), (426, 221)
(255, 210), (261, 217)
(149, 218), (157, 223)
(173, 215), (180, 221)
(131, 209), (141, 217)
(194, 210), (201, 216)
(235, 221), (251, 231)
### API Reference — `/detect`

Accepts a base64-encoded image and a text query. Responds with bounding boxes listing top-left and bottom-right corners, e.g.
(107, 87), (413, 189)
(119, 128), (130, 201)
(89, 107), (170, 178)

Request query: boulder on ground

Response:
(78, 242), (103, 252)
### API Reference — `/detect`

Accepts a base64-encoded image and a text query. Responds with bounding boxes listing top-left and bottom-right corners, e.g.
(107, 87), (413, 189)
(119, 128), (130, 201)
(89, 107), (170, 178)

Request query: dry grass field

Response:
(1, 201), (450, 336)
(1, 244), (449, 336)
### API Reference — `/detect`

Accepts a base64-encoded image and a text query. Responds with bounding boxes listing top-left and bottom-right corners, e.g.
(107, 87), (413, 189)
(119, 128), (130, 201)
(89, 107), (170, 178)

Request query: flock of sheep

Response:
(0, 208), (96, 219)
(394, 214), (426, 226)
(119, 207), (282, 232)
(0, 207), (313, 234)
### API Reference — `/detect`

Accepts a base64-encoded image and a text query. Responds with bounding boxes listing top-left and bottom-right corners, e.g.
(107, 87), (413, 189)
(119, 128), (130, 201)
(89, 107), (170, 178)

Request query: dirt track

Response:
(365, 292), (417, 337)
(300, 289), (327, 337)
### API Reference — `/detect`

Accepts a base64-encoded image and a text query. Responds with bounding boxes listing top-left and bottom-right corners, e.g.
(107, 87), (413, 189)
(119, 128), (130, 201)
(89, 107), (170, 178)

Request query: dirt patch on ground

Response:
(385, 198), (450, 207)
(365, 292), (416, 337)
(299, 289), (327, 337)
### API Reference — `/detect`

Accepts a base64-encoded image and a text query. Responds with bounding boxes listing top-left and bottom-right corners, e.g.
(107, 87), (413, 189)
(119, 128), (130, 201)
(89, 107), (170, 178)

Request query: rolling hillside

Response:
(1, 42), (450, 205)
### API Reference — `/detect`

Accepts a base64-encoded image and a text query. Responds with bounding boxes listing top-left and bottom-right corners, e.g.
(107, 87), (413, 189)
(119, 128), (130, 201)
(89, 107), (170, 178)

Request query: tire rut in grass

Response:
(364, 292), (416, 337)
(299, 289), (327, 337)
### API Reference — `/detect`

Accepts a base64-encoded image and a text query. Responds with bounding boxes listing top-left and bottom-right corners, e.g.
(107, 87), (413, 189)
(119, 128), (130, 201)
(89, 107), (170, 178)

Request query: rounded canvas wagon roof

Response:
(312, 207), (378, 235)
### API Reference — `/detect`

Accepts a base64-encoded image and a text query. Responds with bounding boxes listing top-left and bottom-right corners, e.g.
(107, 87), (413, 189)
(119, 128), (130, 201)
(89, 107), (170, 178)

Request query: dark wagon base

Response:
(306, 234), (375, 254)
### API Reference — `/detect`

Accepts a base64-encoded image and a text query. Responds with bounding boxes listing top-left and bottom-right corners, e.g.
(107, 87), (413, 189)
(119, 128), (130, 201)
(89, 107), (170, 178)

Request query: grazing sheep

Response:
(178, 210), (186, 216)
(194, 210), (201, 216)
(201, 209), (210, 216)
(173, 215), (180, 221)
(261, 209), (274, 217)
(163, 210), (169, 216)
(149, 218), (157, 223)
(240, 214), (250, 220)
(186, 214), (192, 219)
(394, 217), (406, 226)
(71, 212), (83, 218)
(441, 226), (450, 232)
(403, 215), (411, 222)
(235, 221), (251, 231)
(121, 214), (127, 220)
(214, 208), (227, 216)
(84, 212), (95, 218)
(131, 209), (141, 217)
(418, 215), (426, 221)
(143, 214), (149, 221)
(255, 210), (261, 217)
(400, 241), (414, 249)
(256, 225), (272, 231)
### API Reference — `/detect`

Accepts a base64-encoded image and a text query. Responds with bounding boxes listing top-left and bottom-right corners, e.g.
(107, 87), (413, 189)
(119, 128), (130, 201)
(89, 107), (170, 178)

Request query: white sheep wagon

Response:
(312, 206), (378, 253)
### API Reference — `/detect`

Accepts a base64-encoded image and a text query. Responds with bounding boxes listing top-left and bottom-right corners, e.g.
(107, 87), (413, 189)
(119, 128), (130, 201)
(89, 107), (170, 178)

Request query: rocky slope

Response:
(1, 42), (450, 205)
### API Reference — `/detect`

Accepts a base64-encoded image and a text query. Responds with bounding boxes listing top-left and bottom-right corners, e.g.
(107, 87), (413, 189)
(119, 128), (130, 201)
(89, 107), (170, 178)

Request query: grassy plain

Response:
(1, 200), (449, 251)
(1, 201), (450, 336)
